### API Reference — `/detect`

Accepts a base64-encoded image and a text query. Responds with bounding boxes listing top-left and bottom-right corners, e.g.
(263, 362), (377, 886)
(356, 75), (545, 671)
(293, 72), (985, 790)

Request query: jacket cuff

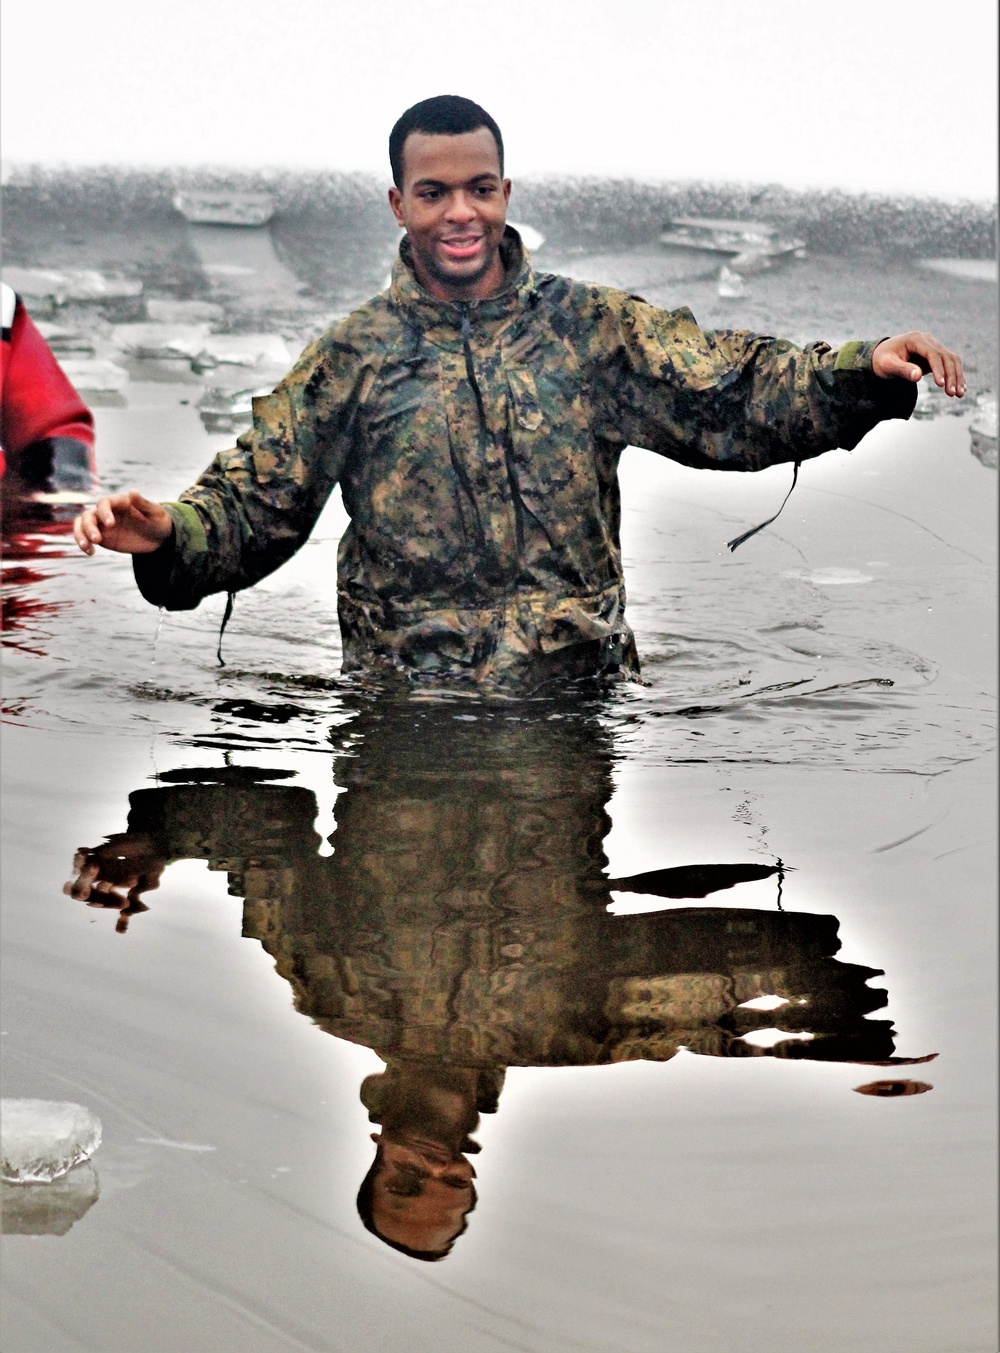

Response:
(833, 338), (918, 421)
(131, 502), (206, 608)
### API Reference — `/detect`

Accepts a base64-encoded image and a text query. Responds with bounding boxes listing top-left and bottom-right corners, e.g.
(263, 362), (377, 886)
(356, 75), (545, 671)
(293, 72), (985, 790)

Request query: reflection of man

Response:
(67, 701), (930, 1259)
(74, 96), (964, 688)
(357, 1064), (482, 1260)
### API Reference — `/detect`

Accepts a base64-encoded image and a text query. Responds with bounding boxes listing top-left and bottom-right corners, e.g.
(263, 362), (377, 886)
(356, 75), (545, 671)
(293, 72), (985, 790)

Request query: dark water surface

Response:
(2, 254), (997, 1351)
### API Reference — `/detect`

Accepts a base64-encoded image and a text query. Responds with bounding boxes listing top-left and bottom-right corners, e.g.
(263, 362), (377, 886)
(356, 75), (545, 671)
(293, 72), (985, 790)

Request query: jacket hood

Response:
(389, 226), (537, 348)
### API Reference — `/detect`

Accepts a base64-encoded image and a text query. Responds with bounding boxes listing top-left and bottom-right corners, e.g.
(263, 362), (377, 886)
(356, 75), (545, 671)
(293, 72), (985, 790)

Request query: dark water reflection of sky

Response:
(2, 335), (997, 1344)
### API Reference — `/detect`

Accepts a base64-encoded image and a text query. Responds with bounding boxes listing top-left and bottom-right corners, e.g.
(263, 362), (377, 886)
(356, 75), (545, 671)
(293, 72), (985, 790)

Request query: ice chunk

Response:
(717, 264), (747, 298)
(197, 383), (274, 434)
(971, 393), (998, 438)
(970, 394), (997, 470)
(190, 332), (291, 373)
(507, 221), (545, 253)
(110, 322), (212, 359)
(2, 1163), (100, 1235)
(145, 298), (224, 324)
(1, 1099), (103, 1183)
(730, 250), (771, 275)
(2, 266), (141, 303)
(913, 377), (965, 420)
(32, 323), (97, 357)
(917, 258), (997, 284)
(58, 357), (130, 399)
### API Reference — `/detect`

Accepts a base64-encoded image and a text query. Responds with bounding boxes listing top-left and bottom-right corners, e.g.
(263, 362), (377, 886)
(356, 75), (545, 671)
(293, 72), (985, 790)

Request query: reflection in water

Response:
(69, 700), (932, 1259)
(1, 1164), (100, 1236)
(358, 1064), (480, 1260)
(854, 1079), (933, 1097)
(1, 502), (78, 656)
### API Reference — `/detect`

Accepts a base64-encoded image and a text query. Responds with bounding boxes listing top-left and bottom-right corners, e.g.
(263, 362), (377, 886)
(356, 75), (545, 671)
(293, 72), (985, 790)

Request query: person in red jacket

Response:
(1, 281), (96, 498)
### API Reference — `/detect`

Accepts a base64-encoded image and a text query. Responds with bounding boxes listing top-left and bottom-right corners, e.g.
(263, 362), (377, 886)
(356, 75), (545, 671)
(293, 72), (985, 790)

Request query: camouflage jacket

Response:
(135, 230), (916, 686)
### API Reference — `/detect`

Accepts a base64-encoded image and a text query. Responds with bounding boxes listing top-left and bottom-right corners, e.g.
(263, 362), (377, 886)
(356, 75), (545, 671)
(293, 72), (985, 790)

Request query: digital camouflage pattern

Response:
(135, 230), (916, 686)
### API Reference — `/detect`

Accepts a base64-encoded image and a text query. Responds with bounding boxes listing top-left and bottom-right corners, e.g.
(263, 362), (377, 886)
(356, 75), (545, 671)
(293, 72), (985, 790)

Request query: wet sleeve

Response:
(134, 335), (371, 610)
(595, 298), (917, 472)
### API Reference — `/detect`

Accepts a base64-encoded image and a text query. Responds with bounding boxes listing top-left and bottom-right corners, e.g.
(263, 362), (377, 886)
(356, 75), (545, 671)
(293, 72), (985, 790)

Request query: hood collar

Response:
(389, 226), (537, 344)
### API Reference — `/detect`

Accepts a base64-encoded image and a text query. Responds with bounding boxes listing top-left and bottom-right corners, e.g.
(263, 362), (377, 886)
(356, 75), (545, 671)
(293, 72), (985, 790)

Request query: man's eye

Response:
(387, 1180), (424, 1197)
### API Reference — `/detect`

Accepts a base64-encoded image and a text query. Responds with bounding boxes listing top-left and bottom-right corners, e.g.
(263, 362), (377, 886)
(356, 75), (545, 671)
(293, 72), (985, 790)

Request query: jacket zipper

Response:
(459, 303), (489, 464)
(459, 302), (526, 567)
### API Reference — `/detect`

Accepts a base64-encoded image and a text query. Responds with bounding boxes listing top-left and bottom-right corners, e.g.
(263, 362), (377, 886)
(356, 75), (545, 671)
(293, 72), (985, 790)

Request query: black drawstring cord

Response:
(727, 461), (801, 552)
(216, 592), (235, 666)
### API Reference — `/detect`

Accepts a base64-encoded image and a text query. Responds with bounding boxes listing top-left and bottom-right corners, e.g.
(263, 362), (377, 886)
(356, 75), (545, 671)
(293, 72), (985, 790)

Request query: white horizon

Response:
(2, 0), (996, 202)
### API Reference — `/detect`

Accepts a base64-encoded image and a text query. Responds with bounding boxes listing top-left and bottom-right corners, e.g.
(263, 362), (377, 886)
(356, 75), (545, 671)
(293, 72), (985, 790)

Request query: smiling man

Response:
(387, 109), (511, 299)
(74, 94), (965, 689)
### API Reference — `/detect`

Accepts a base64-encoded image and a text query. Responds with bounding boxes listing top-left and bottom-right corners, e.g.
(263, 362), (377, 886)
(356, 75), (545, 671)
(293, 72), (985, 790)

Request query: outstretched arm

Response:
(599, 294), (963, 472)
(64, 782), (324, 931)
(71, 325), (372, 610)
(65, 833), (166, 933)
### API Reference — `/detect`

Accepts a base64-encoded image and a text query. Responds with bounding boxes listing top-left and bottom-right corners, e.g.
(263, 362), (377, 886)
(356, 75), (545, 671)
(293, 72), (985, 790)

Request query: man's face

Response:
(388, 127), (511, 302)
(370, 1135), (476, 1254)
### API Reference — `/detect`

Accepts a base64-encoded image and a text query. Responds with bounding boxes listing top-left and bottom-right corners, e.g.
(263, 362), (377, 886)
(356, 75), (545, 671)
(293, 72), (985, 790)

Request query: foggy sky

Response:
(2, 0), (997, 199)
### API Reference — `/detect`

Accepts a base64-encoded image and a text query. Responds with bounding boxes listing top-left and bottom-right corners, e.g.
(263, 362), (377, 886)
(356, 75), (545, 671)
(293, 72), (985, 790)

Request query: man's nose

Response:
(428, 1158), (473, 1182)
(445, 192), (477, 222)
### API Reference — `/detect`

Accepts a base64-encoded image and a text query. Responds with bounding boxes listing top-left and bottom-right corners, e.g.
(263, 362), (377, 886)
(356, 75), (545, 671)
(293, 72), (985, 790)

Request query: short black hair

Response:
(389, 95), (504, 189)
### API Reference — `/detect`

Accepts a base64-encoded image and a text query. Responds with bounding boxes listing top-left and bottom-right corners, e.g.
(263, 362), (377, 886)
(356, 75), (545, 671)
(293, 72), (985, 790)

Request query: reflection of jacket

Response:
(134, 232), (915, 685)
(124, 706), (900, 1069)
(0, 283), (96, 490)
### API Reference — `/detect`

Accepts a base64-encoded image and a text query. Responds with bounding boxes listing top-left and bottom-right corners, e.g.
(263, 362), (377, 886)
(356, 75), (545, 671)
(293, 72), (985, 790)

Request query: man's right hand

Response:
(64, 834), (167, 933)
(74, 490), (173, 556)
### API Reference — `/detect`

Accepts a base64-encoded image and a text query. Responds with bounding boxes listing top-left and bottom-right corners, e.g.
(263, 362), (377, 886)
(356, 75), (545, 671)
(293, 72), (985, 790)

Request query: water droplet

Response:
(151, 608), (165, 665)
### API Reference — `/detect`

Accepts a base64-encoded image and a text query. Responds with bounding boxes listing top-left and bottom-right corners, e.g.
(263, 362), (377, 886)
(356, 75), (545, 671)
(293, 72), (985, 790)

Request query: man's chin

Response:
(435, 264), (488, 289)
(428, 249), (493, 289)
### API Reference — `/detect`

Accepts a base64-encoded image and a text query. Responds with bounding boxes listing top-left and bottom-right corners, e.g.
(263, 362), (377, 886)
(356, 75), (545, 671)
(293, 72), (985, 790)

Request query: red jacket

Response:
(1, 282), (95, 490)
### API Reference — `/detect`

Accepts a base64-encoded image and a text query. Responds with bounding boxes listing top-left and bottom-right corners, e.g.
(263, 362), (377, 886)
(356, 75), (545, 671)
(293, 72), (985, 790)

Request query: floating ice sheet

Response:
(917, 257), (997, 284)
(1, 1099), (103, 1183)
(2, 266), (142, 302)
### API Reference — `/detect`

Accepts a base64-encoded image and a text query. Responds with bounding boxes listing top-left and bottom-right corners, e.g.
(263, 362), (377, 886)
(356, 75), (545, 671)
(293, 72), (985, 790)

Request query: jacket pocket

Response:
(506, 366), (544, 432)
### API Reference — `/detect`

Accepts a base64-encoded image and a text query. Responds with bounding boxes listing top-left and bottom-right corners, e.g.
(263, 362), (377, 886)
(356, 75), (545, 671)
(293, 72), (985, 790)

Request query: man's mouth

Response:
(438, 234), (484, 261)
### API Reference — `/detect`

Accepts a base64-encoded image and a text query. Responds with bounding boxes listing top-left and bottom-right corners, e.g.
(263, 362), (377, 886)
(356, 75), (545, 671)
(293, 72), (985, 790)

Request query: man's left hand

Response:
(872, 332), (965, 397)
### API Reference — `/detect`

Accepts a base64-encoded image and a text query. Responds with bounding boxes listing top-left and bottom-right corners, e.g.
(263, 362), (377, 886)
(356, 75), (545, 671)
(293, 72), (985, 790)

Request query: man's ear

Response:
(388, 187), (405, 227)
(370, 1132), (382, 1146)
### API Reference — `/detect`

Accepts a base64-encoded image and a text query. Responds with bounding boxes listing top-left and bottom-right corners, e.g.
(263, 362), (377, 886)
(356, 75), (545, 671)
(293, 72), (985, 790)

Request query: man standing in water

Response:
(74, 95), (965, 688)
